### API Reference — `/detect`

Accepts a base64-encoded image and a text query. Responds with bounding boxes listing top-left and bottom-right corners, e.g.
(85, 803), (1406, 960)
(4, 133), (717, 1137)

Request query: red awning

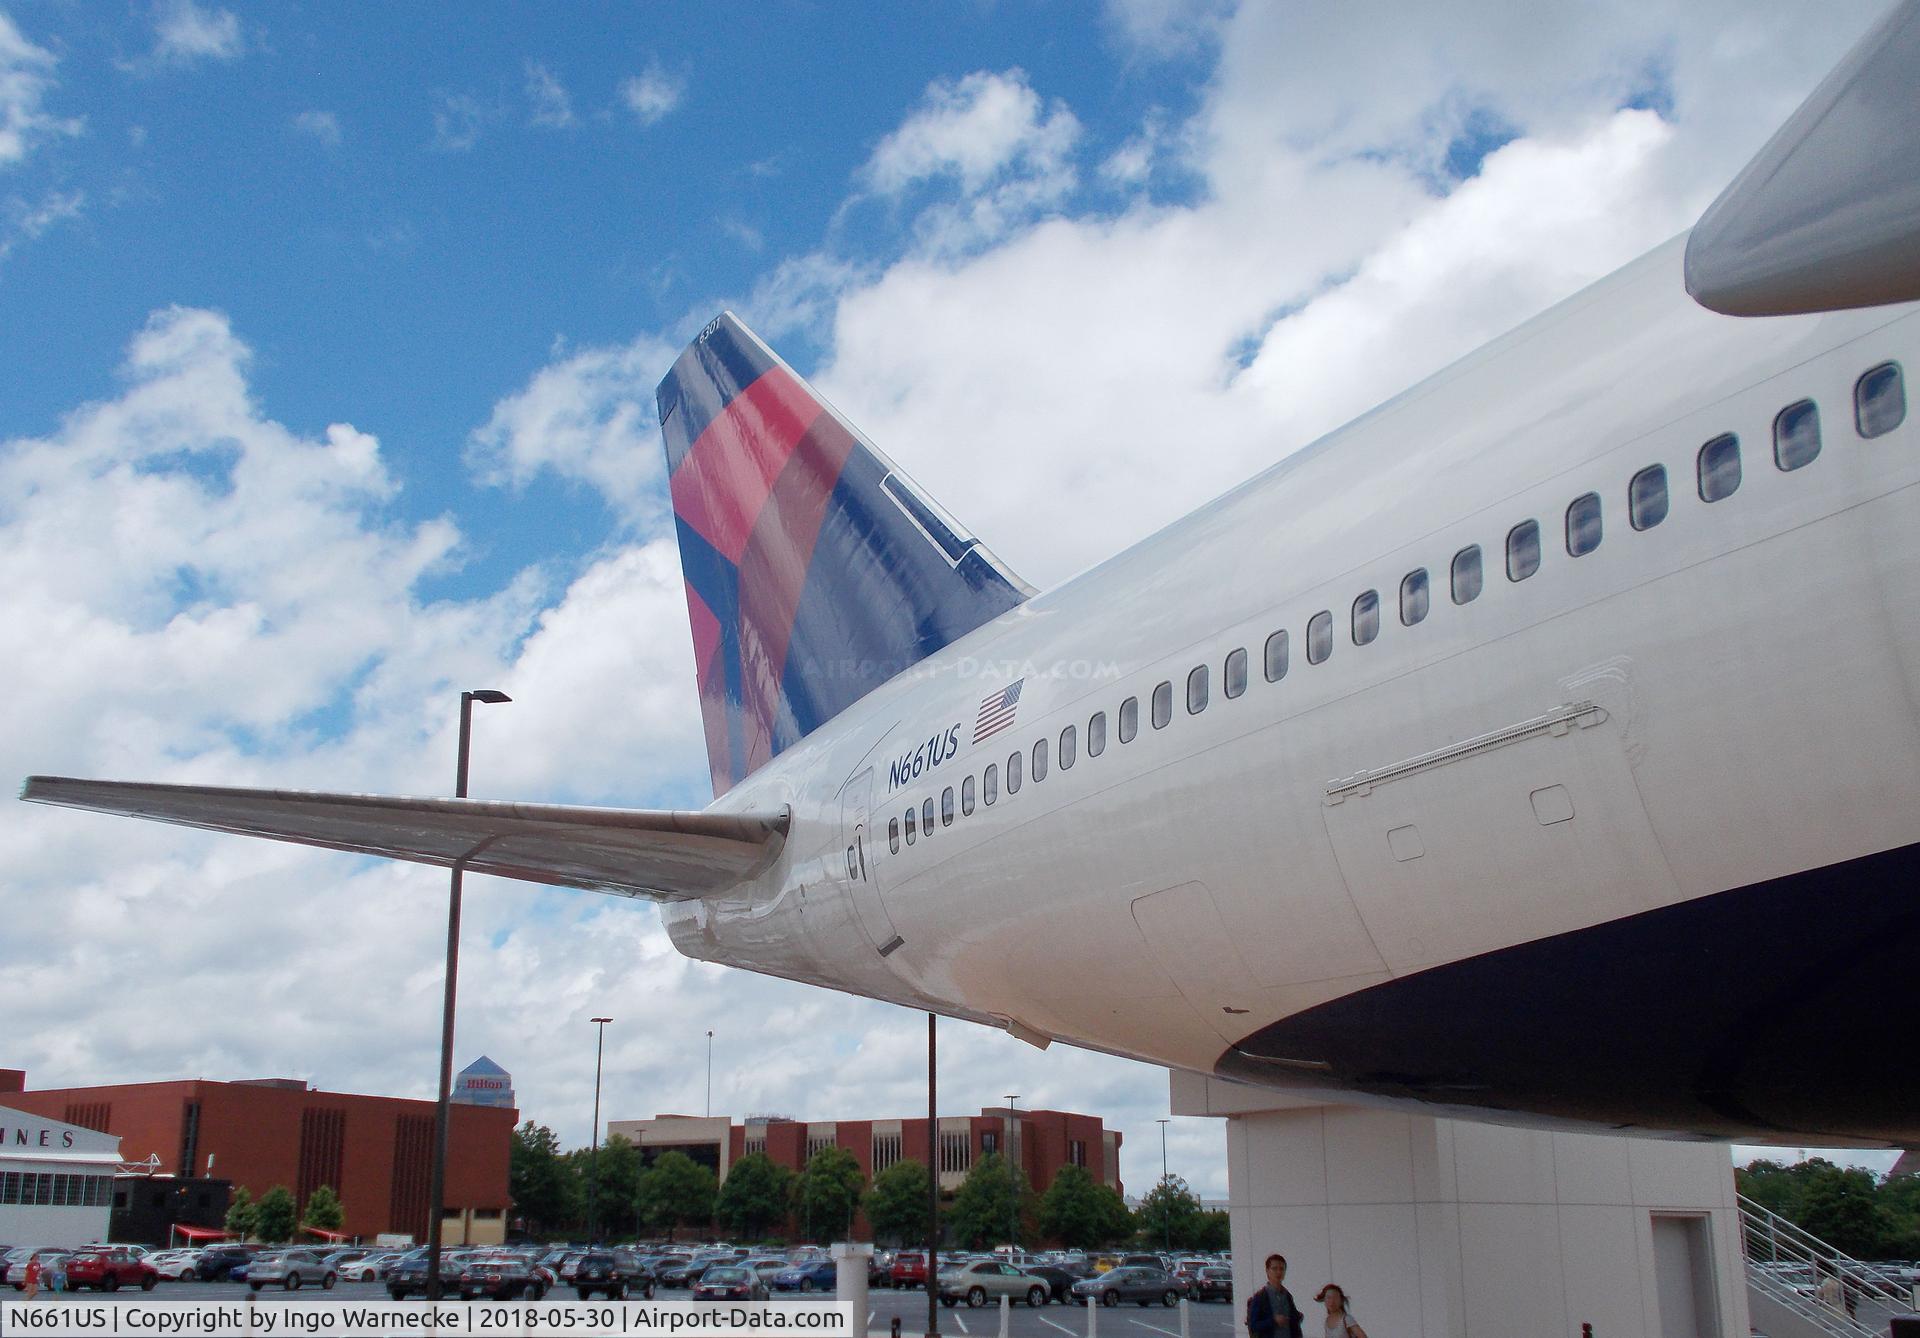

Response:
(303, 1227), (351, 1242)
(171, 1224), (228, 1242)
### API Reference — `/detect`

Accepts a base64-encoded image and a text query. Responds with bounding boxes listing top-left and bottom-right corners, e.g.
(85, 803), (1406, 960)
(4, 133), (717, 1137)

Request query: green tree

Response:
(793, 1147), (866, 1243)
(1799, 1164), (1891, 1259)
(1190, 1209), (1231, 1253)
(865, 1159), (933, 1246)
(254, 1186), (297, 1243)
(569, 1134), (644, 1239)
(716, 1152), (795, 1241)
(300, 1185), (345, 1233)
(1037, 1165), (1131, 1249)
(511, 1122), (578, 1236)
(224, 1186), (258, 1240)
(1134, 1176), (1205, 1252)
(635, 1150), (718, 1239)
(945, 1152), (1031, 1250)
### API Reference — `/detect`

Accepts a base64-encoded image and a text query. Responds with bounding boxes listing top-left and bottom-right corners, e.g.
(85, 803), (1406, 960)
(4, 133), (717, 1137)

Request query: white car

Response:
(339, 1253), (400, 1283)
(145, 1251), (201, 1281)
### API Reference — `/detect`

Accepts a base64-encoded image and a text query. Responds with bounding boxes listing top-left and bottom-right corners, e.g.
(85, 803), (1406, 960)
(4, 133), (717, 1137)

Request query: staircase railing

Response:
(1739, 1193), (1911, 1338)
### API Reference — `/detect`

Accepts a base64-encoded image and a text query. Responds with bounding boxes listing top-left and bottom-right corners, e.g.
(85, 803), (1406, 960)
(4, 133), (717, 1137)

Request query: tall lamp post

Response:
(1003, 1095), (1019, 1251)
(1156, 1119), (1171, 1253)
(587, 1017), (612, 1243)
(705, 1030), (714, 1118)
(426, 688), (511, 1301)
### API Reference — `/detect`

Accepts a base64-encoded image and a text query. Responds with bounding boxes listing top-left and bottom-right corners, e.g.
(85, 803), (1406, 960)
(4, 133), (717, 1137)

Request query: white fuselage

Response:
(664, 236), (1920, 1133)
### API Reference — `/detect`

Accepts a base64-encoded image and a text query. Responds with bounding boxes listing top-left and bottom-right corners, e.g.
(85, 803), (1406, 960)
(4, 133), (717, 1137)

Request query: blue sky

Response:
(0, 0), (1898, 1196)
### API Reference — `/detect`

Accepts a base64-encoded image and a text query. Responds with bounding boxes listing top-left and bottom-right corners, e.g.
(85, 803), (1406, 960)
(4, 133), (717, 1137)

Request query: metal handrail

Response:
(1738, 1193), (1909, 1338)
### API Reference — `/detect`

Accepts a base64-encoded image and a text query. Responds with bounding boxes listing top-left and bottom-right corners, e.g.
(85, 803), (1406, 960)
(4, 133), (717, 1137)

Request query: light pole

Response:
(1004, 1095), (1019, 1251)
(587, 1017), (612, 1243)
(426, 688), (510, 1301)
(926, 1014), (939, 1338)
(705, 1030), (713, 1118)
(1156, 1119), (1171, 1253)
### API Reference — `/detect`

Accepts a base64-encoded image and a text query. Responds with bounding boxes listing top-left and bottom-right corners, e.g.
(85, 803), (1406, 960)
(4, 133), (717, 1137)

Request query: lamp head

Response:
(469, 689), (512, 704)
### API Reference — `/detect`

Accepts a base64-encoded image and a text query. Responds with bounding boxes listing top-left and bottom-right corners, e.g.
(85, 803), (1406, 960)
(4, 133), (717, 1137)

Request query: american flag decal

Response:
(973, 678), (1025, 743)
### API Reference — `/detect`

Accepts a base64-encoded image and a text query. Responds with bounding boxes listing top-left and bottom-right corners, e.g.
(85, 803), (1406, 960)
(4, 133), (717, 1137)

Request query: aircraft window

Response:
(941, 787), (955, 826)
(1566, 492), (1602, 557)
(890, 818), (900, 854)
(1187, 664), (1209, 714)
(1119, 696), (1139, 743)
(1007, 749), (1023, 794)
(1352, 590), (1380, 645)
(1307, 611), (1332, 664)
(1087, 711), (1107, 757)
(1264, 630), (1289, 681)
(1451, 545), (1483, 604)
(1218, 648), (1246, 699)
(1152, 681), (1173, 728)
(1032, 736), (1049, 782)
(984, 763), (998, 805)
(905, 808), (917, 844)
(961, 775), (976, 816)
(1629, 465), (1668, 530)
(923, 797), (935, 833)
(1506, 520), (1541, 581)
(1400, 569), (1429, 625)
(1697, 433), (1741, 502)
(1774, 399), (1821, 470)
(1059, 724), (1077, 769)
(1856, 362), (1905, 438)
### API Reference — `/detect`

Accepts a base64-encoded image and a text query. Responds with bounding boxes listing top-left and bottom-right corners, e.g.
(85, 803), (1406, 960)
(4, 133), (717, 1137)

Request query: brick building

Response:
(1, 1069), (513, 1246)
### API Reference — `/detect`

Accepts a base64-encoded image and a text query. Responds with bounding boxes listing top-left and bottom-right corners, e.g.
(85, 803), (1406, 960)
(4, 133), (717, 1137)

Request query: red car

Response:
(890, 1252), (928, 1289)
(64, 1248), (157, 1292)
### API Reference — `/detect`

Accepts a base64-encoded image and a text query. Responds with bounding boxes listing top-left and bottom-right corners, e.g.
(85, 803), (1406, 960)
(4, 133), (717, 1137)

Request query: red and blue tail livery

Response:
(657, 313), (1031, 796)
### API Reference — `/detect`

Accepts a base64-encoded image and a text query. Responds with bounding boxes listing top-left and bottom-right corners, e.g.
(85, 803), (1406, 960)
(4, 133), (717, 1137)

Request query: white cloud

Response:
(1, 186), (82, 263)
(525, 62), (574, 129)
(151, 0), (243, 65)
(292, 109), (341, 147)
(0, 11), (82, 168)
(620, 62), (685, 126)
(432, 92), (484, 152)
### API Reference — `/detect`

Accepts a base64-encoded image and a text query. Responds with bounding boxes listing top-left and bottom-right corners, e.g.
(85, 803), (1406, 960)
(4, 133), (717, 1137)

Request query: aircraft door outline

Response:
(839, 768), (905, 957)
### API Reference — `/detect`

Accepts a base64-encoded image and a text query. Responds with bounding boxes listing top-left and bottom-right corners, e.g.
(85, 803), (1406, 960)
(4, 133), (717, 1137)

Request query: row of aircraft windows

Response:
(886, 360), (1907, 857)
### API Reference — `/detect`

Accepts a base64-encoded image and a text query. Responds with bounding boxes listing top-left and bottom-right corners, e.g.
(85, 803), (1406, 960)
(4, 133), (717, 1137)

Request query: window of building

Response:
(1224, 647), (1248, 698)
(984, 763), (998, 805)
(1007, 749), (1023, 794)
(1032, 736), (1048, 782)
(1698, 433), (1741, 501)
(1857, 362), (1906, 438)
(1566, 492), (1602, 556)
(1774, 399), (1821, 470)
(922, 797), (935, 833)
(981, 1131), (998, 1155)
(1187, 664), (1209, 714)
(1452, 545), (1483, 603)
(1352, 590), (1380, 645)
(1152, 680), (1173, 728)
(1307, 611), (1333, 664)
(939, 1130), (973, 1174)
(1068, 1139), (1088, 1168)
(889, 818), (900, 853)
(1629, 465), (1668, 530)
(1059, 724), (1077, 770)
(806, 1133), (837, 1161)
(905, 807), (916, 844)
(1119, 696), (1139, 742)
(1400, 569), (1429, 625)
(961, 775), (976, 816)
(1087, 711), (1107, 756)
(1264, 630), (1289, 681)
(873, 1132), (904, 1175)
(1507, 519), (1541, 580)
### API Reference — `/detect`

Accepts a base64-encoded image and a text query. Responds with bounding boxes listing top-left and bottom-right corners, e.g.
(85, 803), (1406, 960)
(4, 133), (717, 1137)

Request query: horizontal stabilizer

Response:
(21, 776), (787, 901)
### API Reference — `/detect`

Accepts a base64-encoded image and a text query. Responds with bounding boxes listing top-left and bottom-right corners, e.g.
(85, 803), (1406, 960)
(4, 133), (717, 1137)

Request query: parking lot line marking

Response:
(1128, 1320), (1181, 1337)
(1038, 1315), (1078, 1336)
(953, 1314), (970, 1333)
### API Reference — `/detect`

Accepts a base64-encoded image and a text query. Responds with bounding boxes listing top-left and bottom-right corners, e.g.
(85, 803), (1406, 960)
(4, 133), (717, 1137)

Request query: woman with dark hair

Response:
(1313, 1284), (1368, 1338)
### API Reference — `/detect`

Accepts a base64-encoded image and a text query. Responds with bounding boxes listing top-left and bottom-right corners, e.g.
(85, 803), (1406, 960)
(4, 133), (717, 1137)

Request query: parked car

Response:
(573, 1251), (637, 1301)
(937, 1259), (1051, 1309)
(144, 1250), (202, 1281)
(195, 1245), (260, 1282)
(1188, 1268), (1233, 1302)
(890, 1251), (929, 1289)
(340, 1253), (402, 1282)
(771, 1260), (839, 1294)
(5, 1248), (73, 1289)
(693, 1265), (769, 1302)
(248, 1249), (338, 1292)
(1071, 1267), (1180, 1308)
(1022, 1264), (1081, 1303)
(64, 1247), (158, 1292)
(460, 1258), (545, 1301)
(387, 1249), (472, 1300)
(658, 1253), (731, 1289)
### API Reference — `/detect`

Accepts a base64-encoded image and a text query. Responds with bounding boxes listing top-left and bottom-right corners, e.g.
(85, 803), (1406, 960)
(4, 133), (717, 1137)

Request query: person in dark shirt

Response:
(1245, 1254), (1304, 1338)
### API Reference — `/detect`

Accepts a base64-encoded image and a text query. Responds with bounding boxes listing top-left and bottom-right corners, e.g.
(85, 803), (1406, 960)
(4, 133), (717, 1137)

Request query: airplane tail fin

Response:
(657, 313), (1030, 796)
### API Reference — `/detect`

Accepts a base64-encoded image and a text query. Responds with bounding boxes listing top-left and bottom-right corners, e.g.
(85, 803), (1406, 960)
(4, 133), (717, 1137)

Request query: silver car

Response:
(247, 1249), (338, 1292)
(936, 1259), (1052, 1309)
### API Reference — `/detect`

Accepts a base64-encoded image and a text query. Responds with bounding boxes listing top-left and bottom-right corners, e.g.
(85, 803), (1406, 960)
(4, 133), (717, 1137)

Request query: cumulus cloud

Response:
(292, 109), (341, 147)
(525, 61), (574, 129)
(150, 0), (243, 64)
(0, 12), (83, 168)
(620, 61), (685, 126)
